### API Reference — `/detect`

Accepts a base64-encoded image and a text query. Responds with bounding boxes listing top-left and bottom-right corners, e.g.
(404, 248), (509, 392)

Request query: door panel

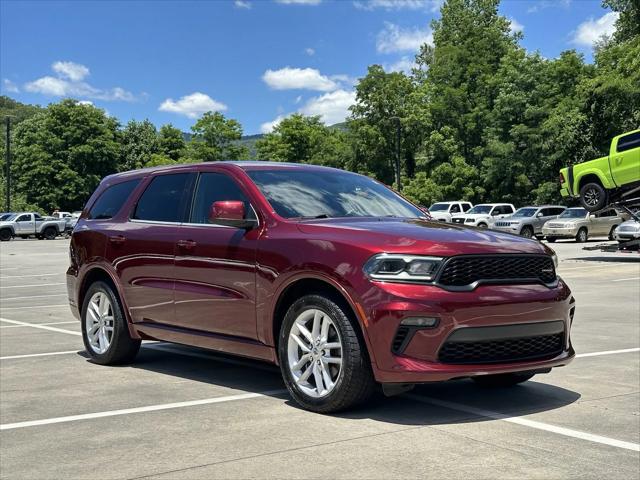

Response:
(611, 133), (640, 186)
(173, 172), (259, 340)
(15, 214), (34, 234)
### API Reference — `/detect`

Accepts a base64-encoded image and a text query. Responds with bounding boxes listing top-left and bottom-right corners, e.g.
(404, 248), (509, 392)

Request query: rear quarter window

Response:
(132, 173), (191, 223)
(88, 179), (140, 220)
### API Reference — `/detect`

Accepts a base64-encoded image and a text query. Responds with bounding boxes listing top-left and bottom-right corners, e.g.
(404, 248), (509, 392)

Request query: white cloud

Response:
(571, 11), (619, 47)
(235, 0), (251, 8)
(78, 100), (94, 106)
(509, 17), (524, 34)
(384, 56), (416, 73)
(52, 61), (90, 81)
(260, 114), (287, 133)
(305, 47), (316, 56)
(300, 89), (356, 125)
(376, 22), (433, 54)
(354, 0), (440, 11)
(263, 67), (338, 91)
(24, 61), (136, 101)
(159, 92), (227, 118)
(2, 78), (20, 93)
(275, 0), (322, 4)
(294, 95), (303, 104)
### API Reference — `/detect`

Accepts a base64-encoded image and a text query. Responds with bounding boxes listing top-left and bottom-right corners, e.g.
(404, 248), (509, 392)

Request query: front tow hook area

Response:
(381, 383), (416, 397)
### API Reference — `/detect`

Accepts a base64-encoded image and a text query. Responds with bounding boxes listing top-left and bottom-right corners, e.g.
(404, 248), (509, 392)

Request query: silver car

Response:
(542, 208), (626, 243)
(613, 219), (640, 244)
(493, 205), (566, 238)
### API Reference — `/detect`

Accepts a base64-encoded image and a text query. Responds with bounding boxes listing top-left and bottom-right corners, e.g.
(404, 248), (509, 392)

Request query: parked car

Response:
(68, 163), (574, 413)
(451, 203), (516, 228)
(0, 212), (67, 241)
(428, 201), (473, 222)
(613, 219), (640, 244)
(51, 211), (78, 232)
(493, 205), (566, 238)
(542, 208), (625, 243)
(560, 129), (640, 212)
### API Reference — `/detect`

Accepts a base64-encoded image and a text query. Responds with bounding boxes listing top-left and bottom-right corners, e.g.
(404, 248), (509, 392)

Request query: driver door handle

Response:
(177, 239), (197, 250)
(109, 235), (126, 245)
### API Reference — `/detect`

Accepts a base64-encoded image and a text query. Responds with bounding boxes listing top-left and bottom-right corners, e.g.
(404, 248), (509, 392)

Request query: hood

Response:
(551, 217), (586, 224)
(461, 213), (492, 219)
(296, 218), (548, 256)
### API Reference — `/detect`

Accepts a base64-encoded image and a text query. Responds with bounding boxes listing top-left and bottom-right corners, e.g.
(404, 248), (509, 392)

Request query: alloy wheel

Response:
(287, 308), (343, 398)
(85, 291), (115, 354)
(584, 188), (600, 207)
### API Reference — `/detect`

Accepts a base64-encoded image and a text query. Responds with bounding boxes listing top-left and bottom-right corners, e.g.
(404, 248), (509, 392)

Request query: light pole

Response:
(4, 116), (13, 212)
(390, 116), (401, 191)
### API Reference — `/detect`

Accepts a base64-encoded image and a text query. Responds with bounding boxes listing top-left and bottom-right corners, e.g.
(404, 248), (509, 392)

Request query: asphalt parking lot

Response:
(1, 237), (639, 479)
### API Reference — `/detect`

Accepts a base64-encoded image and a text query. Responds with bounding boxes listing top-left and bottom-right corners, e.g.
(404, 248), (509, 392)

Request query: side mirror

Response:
(588, 214), (596, 220)
(209, 201), (256, 229)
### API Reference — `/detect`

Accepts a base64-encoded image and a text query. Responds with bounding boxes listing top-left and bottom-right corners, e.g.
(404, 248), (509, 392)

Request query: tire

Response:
(81, 281), (141, 365)
(278, 293), (375, 413)
(520, 226), (534, 238)
(477, 222), (488, 228)
(580, 182), (608, 212)
(472, 372), (535, 387)
(43, 227), (57, 240)
(546, 237), (557, 243)
(608, 226), (617, 241)
(0, 229), (12, 242)
(575, 227), (588, 243)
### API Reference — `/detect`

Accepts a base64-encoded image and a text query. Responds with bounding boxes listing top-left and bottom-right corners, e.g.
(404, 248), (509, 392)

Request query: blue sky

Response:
(1, 0), (617, 135)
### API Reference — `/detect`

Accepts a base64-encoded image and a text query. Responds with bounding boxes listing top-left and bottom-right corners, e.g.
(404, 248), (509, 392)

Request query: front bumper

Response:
(493, 224), (521, 234)
(362, 279), (575, 383)
(542, 226), (579, 238)
(614, 231), (640, 241)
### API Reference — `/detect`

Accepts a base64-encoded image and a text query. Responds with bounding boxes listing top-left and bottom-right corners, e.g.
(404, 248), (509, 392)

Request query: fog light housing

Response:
(400, 316), (439, 328)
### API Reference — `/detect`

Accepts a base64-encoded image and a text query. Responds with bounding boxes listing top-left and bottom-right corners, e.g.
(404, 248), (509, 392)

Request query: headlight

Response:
(363, 254), (443, 282)
(551, 251), (558, 268)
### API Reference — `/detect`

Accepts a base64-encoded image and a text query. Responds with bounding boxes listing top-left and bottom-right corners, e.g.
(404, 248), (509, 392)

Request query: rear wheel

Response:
(473, 372), (535, 387)
(278, 294), (375, 413)
(520, 226), (534, 238)
(0, 229), (11, 242)
(576, 227), (588, 243)
(580, 182), (607, 212)
(81, 281), (140, 365)
(43, 227), (57, 240)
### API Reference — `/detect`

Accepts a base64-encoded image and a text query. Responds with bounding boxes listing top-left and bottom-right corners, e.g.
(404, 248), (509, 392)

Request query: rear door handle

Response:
(109, 235), (126, 245)
(177, 239), (197, 250)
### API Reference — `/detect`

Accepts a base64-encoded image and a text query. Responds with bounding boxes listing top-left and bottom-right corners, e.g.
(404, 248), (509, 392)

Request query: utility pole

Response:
(390, 116), (401, 191)
(4, 116), (11, 212)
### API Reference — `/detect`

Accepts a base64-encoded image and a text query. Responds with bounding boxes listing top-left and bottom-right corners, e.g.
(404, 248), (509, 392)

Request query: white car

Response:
(451, 203), (516, 228)
(613, 219), (640, 244)
(428, 201), (473, 222)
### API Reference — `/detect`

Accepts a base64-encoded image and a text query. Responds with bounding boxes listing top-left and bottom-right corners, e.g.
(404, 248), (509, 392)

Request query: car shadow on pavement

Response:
(105, 342), (581, 427)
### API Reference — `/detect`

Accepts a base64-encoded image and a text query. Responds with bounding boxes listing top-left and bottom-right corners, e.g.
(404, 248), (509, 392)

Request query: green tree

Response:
(188, 112), (248, 162)
(603, 0), (640, 43)
(158, 124), (186, 161)
(11, 99), (120, 211)
(119, 119), (159, 171)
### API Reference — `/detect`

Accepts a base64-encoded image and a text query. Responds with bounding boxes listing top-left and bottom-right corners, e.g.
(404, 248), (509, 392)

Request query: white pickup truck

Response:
(0, 212), (67, 241)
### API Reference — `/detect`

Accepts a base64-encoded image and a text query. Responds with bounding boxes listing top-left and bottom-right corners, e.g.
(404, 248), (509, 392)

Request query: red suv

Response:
(67, 162), (575, 412)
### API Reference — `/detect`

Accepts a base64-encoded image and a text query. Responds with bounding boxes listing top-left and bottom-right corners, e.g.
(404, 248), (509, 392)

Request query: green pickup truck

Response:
(560, 129), (640, 212)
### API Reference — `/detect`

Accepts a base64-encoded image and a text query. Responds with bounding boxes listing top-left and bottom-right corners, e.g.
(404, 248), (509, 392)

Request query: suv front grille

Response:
(452, 218), (465, 224)
(437, 255), (556, 288)
(439, 333), (564, 364)
(494, 221), (512, 227)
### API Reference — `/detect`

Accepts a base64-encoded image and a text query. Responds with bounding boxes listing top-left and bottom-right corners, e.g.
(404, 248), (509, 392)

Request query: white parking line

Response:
(407, 395), (640, 452)
(576, 347), (640, 358)
(1, 294), (67, 300)
(0, 350), (80, 360)
(0, 283), (66, 289)
(0, 318), (80, 336)
(0, 321), (77, 329)
(0, 390), (287, 431)
(611, 277), (640, 282)
(0, 273), (63, 279)
(0, 304), (70, 311)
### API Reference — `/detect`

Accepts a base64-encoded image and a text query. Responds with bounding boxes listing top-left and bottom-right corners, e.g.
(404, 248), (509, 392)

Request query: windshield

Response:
(246, 169), (424, 219)
(512, 208), (537, 218)
(429, 203), (450, 212)
(1, 214), (17, 221)
(560, 208), (587, 219)
(467, 205), (492, 214)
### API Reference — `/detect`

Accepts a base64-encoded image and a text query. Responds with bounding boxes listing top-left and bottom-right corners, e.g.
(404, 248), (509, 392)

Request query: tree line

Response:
(1, 0), (638, 213)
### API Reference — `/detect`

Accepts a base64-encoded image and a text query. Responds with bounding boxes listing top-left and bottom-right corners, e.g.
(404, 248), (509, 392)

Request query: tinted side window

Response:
(504, 205), (514, 214)
(88, 179), (141, 220)
(16, 214), (31, 222)
(552, 208), (566, 216)
(189, 173), (253, 224)
(617, 132), (640, 153)
(450, 204), (461, 213)
(133, 174), (191, 223)
(462, 203), (472, 212)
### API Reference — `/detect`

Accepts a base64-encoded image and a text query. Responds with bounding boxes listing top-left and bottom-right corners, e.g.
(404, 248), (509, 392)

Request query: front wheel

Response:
(473, 372), (535, 387)
(580, 182), (607, 212)
(546, 237), (557, 243)
(81, 281), (141, 365)
(278, 294), (375, 413)
(0, 229), (12, 242)
(477, 222), (488, 228)
(575, 227), (588, 243)
(520, 226), (534, 238)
